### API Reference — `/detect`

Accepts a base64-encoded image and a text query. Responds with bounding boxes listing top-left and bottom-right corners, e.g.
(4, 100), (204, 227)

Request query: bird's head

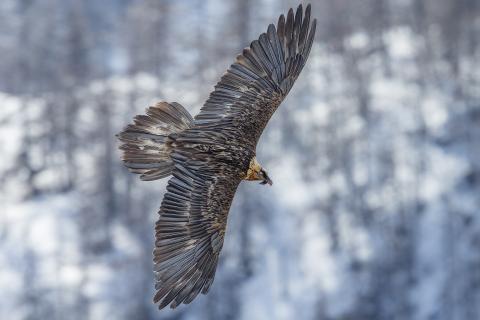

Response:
(245, 157), (273, 186)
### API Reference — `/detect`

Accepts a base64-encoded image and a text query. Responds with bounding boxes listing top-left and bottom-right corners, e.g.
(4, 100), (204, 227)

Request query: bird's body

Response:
(117, 3), (316, 309)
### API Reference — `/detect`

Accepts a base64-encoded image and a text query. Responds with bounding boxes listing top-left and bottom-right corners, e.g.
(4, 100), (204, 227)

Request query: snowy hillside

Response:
(1, 1), (479, 320)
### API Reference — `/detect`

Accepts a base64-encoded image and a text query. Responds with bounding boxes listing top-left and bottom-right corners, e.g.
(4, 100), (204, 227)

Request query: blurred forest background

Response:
(0, 0), (479, 319)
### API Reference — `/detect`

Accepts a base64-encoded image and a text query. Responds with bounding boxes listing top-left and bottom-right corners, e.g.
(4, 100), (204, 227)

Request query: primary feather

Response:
(117, 3), (316, 309)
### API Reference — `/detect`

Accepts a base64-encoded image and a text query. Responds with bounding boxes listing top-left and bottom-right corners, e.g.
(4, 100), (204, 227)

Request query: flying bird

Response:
(117, 3), (316, 309)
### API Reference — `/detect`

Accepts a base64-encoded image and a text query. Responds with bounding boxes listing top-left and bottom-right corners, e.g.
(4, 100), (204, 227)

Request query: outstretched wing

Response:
(152, 4), (316, 309)
(195, 4), (316, 146)
(153, 148), (242, 309)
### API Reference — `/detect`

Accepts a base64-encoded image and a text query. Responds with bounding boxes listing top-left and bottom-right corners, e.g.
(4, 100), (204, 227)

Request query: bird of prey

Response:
(117, 3), (316, 309)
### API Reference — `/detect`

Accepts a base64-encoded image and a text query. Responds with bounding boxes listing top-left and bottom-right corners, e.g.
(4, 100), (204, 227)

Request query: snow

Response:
(1, 1), (479, 319)
(347, 32), (369, 51)
(386, 27), (417, 60)
(422, 93), (449, 131)
(0, 93), (22, 169)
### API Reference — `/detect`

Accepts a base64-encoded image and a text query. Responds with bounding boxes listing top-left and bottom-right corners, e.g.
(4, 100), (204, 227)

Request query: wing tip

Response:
(306, 3), (312, 14)
(295, 4), (303, 20)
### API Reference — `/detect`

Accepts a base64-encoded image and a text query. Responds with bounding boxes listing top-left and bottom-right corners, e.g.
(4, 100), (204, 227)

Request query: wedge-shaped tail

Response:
(117, 102), (193, 181)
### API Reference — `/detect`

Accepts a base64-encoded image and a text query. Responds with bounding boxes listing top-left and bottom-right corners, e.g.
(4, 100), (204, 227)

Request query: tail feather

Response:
(117, 102), (193, 181)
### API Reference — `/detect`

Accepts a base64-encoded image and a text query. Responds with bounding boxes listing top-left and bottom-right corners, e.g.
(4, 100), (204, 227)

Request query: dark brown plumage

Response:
(117, 3), (316, 309)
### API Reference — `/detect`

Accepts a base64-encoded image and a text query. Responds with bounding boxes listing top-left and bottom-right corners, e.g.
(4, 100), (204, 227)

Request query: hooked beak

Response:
(260, 170), (273, 186)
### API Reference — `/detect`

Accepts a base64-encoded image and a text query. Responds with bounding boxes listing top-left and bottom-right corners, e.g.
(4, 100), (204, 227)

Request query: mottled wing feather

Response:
(153, 148), (241, 309)
(195, 4), (316, 146)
